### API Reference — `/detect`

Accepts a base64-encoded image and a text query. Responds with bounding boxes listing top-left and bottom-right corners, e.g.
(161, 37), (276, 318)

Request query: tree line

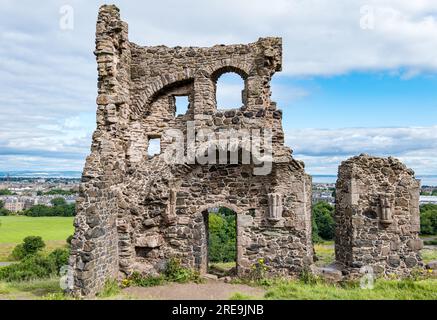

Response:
(0, 198), (75, 217)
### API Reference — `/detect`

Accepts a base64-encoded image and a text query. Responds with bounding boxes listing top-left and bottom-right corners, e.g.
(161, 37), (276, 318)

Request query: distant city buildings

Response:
(3, 198), (24, 212)
(0, 177), (80, 213)
(312, 183), (335, 205)
(0, 177), (436, 213)
(419, 196), (437, 205)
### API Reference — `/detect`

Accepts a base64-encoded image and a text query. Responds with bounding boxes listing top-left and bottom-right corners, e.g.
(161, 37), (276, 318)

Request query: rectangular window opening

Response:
(148, 137), (161, 156)
(175, 96), (189, 116)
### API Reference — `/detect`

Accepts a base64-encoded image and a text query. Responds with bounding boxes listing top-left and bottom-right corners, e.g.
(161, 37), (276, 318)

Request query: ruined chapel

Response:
(69, 5), (423, 296)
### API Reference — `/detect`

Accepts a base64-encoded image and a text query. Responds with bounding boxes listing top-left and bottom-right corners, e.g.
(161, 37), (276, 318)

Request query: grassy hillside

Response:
(0, 216), (74, 261)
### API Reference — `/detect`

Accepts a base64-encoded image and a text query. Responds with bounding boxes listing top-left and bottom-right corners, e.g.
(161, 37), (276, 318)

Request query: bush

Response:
(122, 258), (200, 288)
(165, 257), (200, 283)
(123, 272), (166, 288)
(10, 244), (26, 261)
(48, 248), (70, 273)
(22, 236), (46, 256)
(0, 254), (57, 282)
(0, 201), (10, 216)
(10, 236), (45, 260)
(66, 235), (73, 246)
(0, 208), (10, 216)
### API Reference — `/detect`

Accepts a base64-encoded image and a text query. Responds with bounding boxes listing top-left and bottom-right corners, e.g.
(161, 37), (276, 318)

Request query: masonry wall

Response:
(69, 5), (313, 297)
(335, 154), (423, 277)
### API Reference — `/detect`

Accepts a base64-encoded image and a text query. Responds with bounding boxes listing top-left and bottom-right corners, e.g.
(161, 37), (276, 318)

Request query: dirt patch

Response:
(122, 280), (265, 300)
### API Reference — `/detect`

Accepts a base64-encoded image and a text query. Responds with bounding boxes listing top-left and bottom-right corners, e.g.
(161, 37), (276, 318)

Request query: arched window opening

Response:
(215, 72), (245, 110)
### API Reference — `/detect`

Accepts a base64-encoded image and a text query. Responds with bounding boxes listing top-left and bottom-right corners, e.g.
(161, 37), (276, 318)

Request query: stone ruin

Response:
(69, 5), (423, 296)
(335, 155), (423, 277)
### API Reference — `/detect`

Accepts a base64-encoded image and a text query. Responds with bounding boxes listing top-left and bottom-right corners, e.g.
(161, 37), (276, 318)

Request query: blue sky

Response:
(1, 0), (437, 175)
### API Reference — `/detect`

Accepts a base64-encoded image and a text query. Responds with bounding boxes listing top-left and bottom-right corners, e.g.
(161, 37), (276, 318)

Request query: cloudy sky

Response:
(1, 0), (437, 175)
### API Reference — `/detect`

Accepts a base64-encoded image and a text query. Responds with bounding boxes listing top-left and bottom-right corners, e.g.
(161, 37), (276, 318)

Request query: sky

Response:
(0, 0), (437, 175)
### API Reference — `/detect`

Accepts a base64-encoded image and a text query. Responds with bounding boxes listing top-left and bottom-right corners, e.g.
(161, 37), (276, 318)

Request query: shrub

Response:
(66, 235), (74, 246)
(10, 236), (45, 261)
(248, 258), (269, 281)
(123, 272), (166, 288)
(165, 257), (200, 283)
(48, 248), (70, 273)
(0, 200), (11, 216)
(122, 258), (201, 288)
(0, 254), (57, 282)
(22, 236), (46, 256)
(10, 244), (26, 261)
(0, 208), (10, 216)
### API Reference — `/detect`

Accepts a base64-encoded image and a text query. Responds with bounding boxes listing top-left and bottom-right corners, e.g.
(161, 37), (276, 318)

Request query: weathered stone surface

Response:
(335, 155), (423, 277)
(70, 6), (423, 298)
(69, 5), (313, 297)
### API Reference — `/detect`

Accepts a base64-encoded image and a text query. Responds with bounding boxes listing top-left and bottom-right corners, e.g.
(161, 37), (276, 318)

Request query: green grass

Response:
(229, 292), (257, 300)
(210, 262), (236, 270)
(0, 216), (74, 261)
(314, 242), (335, 267)
(263, 278), (437, 300)
(0, 277), (64, 299)
(97, 279), (121, 298)
(421, 249), (437, 264)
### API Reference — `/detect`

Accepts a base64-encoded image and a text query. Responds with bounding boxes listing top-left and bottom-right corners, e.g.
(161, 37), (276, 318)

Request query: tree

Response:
(312, 201), (335, 241)
(0, 189), (13, 195)
(420, 204), (437, 235)
(10, 236), (46, 260)
(0, 200), (11, 216)
(22, 236), (46, 255)
(208, 207), (237, 263)
(51, 197), (67, 207)
(23, 201), (75, 217)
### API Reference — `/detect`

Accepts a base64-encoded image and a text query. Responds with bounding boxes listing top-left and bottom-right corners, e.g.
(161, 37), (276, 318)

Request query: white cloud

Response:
(1, 0), (437, 171)
(287, 126), (437, 175)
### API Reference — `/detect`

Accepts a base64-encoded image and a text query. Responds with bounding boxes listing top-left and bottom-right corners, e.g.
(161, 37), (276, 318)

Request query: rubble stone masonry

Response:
(69, 5), (422, 296)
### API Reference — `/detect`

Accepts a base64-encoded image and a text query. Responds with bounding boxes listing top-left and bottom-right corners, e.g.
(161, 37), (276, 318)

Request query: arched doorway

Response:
(200, 206), (238, 277)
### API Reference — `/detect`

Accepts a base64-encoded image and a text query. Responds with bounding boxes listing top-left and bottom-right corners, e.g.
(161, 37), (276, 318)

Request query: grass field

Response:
(0, 216), (74, 261)
(314, 242), (335, 266)
(244, 278), (437, 300)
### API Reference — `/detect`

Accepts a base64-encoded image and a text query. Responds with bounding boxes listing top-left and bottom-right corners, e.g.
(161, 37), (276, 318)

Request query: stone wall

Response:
(69, 5), (313, 297)
(335, 154), (423, 277)
(70, 5), (424, 297)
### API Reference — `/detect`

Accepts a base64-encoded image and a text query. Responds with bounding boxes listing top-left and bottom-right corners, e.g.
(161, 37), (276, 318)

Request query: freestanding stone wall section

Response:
(335, 154), (423, 277)
(69, 5), (313, 297)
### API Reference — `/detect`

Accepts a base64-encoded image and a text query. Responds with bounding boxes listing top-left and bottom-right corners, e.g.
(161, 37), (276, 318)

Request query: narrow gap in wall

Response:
(175, 96), (189, 116)
(148, 138), (161, 156)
